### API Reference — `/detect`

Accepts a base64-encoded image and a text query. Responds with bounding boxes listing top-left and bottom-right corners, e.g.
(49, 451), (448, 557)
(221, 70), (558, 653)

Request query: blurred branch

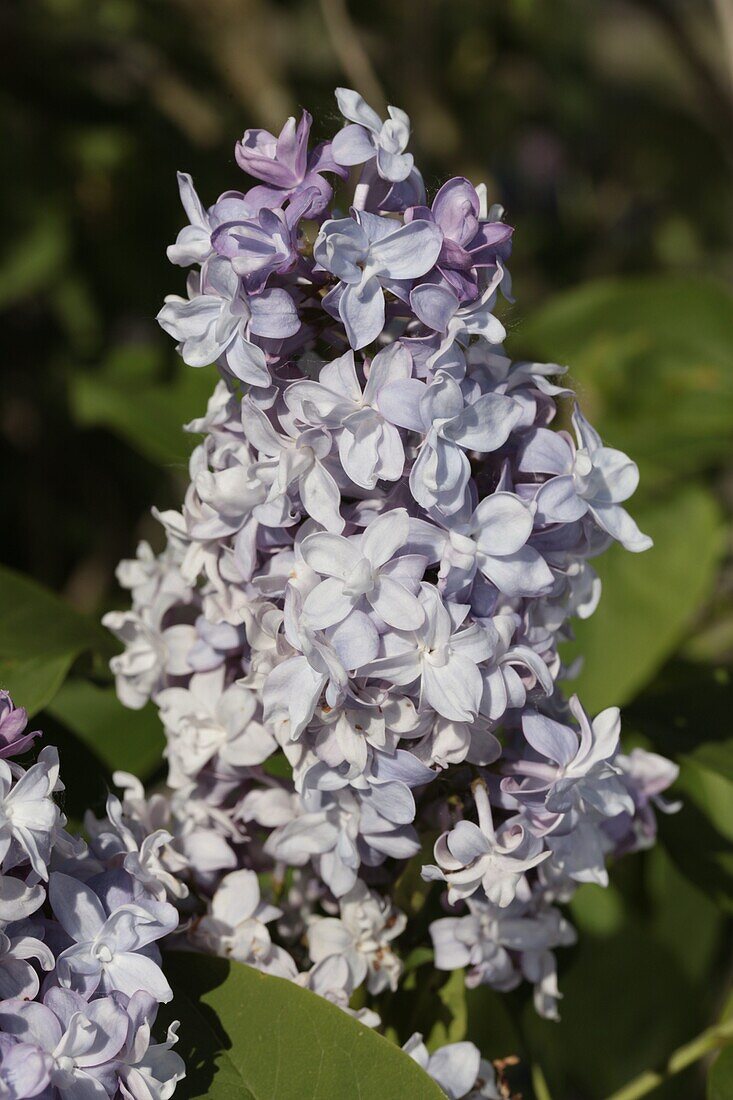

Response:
(148, 68), (223, 147)
(531, 1063), (554, 1100)
(173, 0), (293, 129)
(604, 1016), (733, 1100)
(641, 0), (733, 167)
(394, 0), (460, 160)
(712, 0), (733, 96)
(319, 0), (386, 112)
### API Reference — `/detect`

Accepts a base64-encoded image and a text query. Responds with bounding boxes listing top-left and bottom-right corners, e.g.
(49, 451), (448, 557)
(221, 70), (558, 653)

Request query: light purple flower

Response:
(332, 89), (414, 184)
(157, 257), (299, 386)
(406, 176), (512, 300)
(263, 615), (349, 740)
(379, 374), (521, 515)
(235, 110), (344, 216)
(502, 695), (634, 819)
(166, 172), (216, 268)
(49, 873), (178, 1002)
(114, 991), (185, 1100)
(0, 1034), (50, 1100)
(0, 747), (60, 879)
(296, 955), (381, 1027)
(314, 211), (442, 349)
(300, 508), (426, 631)
(307, 880), (405, 995)
(194, 869), (296, 979)
(423, 781), (547, 905)
(605, 748), (681, 853)
(211, 195), (312, 294)
(0, 930), (54, 1000)
(403, 1033), (499, 1100)
(362, 585), (493, 723)
(430, 894), (576, 1019)
(157, 668), (276, 785)
(518, 408), (652, 552)
(241, 397), (344, 533)
(0, 989), (128, 1100)
(412, 490), (553, 599)
(284, 344), (411, 488)
(0, 692), (40, 759)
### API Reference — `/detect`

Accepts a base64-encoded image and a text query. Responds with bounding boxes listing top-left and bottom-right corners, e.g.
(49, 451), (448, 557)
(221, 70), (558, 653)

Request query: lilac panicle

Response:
(97, 86), (674, 1089)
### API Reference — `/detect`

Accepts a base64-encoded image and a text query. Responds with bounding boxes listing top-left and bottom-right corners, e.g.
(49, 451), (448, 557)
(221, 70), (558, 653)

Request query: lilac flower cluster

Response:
(0, 692), (184, 1100)
(103, 87), (678, 1063)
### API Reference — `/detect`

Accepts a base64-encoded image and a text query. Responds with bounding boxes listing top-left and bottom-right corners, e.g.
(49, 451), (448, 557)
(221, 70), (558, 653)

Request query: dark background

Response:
(2, 1), (732, 1096)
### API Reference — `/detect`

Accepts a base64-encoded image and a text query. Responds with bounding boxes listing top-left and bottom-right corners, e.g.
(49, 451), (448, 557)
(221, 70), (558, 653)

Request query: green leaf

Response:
(69, 344), (218, 467)
(464, 985), (521, 1063)
(657, 770), (733, 913)
(46, 680), (165, 779)
(569, 882), (625, 938)
(560, 485), (725, 711)
(522, 914), (710, 1097)
(514, 276), (733, 490)
(624, 666), (733, 910)
(0, 208), (68, 307)
(627, 664), (733, 784)
(646, 845), (723, 985)
(393, 840), (436, 919)
(0, 566), (110, 714)
(163, 952), (445, 1100)
(708, 1046), (733, 1100)
(426, 969), (467, 1049)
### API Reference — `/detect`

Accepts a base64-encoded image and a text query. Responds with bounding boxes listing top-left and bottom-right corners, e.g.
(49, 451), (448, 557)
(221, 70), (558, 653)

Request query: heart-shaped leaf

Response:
(163, 952), (445, 1100)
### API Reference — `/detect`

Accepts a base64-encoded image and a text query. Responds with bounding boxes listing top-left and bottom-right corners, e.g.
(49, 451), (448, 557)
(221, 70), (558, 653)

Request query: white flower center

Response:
(343, 558), (377, 598)
(93, 942), (114, 964)
(424, 643), (449, 667)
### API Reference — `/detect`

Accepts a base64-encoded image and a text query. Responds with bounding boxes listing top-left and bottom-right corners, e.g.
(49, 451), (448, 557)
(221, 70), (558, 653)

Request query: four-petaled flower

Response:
(315, 210), (442, 349)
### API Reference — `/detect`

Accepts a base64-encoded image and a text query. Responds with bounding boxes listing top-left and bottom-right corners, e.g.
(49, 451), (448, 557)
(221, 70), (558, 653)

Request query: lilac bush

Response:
(97, 88), (678, 1089)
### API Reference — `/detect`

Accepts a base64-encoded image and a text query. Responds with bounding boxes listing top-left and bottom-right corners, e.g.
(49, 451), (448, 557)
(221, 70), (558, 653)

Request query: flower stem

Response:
(605, 1019), (733, 1100)
(531, 1062), (553, 1100)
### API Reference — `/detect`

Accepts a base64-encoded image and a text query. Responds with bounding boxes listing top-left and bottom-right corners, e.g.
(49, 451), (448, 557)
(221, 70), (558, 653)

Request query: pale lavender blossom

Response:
(157, 257), (299, 386)
(406, 175), (512, 301)
(423, 780), (547, 906)
(284, 344), (410, 489)
(193, 869), (296, 979)
(502, 695), (634, 819)
(0, 1034), (51, 1100)
(49, 873), (178, 1002)
(315, 211), (442, 349)
(0, 990), (128, 1100)
(332, 89), (414, 184)
(307, 880), (405, 994)
(430, 894), (576, 1019)
(295, 955), (380, 1028)
(300, 508), (426, 630)
(235, 110), (344, 216)
(378, 374), (521, 515)
(166, 172), (216, 268)
(0, 748), (61, 879)
(363, 586), (494, 723)
(0, 692), (39, 760)
(0, 930), (54, 1001)
(518, 409), (652, 552)
(114, 991), (185, 1100)
(403, 1033), (500, 1099)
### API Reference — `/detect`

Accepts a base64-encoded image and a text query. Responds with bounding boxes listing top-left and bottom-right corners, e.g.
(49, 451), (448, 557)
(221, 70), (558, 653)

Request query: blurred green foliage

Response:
(2, 0), (732, 1096)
